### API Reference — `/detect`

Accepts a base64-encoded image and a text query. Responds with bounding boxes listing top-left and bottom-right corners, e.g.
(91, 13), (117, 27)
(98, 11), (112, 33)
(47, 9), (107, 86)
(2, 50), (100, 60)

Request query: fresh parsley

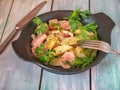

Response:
(71, 50), (96, 69)
(69, 9), (80, 21)
(69, 19), (81, 32)
(33, 17), (43, 25)
(35, 44), (55, 64)
(69, 9), (91, 21)
(69, 9), (92, 33)
(33, 17), (47, 35)
(79, 10), (91, 19)
(84, 22), (98, 33)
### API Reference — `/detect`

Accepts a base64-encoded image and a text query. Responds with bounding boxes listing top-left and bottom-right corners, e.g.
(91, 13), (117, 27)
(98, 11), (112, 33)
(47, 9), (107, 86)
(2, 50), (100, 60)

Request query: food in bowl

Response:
(31, 9), (99, 69)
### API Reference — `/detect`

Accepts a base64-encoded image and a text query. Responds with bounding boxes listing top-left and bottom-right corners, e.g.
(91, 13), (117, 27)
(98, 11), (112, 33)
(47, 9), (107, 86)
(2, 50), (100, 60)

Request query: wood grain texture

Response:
(40, 0), (90, 90)
(53, 0), (89, 10)
(41, 70), (89, 90)
(90, 0), (120, 90)
(0, 0), (52, 90)
(0, 45), (41, 90)
(0, 0), (52, 43)
(0, 0), (13, 41)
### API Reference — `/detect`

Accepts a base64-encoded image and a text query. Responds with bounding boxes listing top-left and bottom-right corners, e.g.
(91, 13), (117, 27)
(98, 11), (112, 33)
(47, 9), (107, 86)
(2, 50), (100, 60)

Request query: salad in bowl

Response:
(31, 9), (98, 69)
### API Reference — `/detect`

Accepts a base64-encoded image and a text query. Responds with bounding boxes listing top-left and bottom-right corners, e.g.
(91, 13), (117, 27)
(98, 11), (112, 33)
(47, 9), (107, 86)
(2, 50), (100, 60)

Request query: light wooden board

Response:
(90, 0), (120, 90)
(40, 0), (90, 90)
(0, 0), (13, 41)
(0, 0), (52, 90)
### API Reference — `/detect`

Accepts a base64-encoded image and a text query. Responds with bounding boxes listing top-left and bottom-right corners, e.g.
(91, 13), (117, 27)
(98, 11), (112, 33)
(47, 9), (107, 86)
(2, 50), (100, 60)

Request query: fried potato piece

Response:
(50, 57), (61, 66)
(53, 45), (73, 56)
(61, 37), (79, 45)
(45, 36), (58, 50)
(75, 46), (87, 57)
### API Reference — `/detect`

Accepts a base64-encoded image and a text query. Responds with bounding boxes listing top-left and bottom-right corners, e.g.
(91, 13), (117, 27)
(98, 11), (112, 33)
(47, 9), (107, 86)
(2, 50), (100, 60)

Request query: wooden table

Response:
(0, 0), (120, 90)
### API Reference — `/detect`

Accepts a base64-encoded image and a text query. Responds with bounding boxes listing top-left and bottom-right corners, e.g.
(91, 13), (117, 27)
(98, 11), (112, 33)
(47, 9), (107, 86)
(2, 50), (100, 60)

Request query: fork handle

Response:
(110, 49), (120, 57)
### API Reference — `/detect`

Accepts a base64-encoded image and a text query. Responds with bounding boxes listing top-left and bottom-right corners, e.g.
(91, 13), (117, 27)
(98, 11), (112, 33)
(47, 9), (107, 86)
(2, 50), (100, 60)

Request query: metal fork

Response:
(76, 40), (120, 56)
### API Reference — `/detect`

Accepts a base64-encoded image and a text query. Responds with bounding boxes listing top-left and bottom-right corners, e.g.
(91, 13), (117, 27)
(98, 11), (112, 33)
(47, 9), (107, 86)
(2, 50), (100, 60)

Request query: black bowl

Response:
(12, 10), (115, 74)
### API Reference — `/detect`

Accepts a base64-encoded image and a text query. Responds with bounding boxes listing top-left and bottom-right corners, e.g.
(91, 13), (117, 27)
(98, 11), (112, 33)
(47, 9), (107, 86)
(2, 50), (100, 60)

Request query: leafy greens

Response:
(35, 44), (55, 64)
(33, 17), (47, 35)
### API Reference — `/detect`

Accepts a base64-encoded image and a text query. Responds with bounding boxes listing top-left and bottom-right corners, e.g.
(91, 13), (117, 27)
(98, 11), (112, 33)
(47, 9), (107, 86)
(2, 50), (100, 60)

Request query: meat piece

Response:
(63, 33), (71, 38)
(59, 52), (75, 69)
(31, 34), (47, 55)
(61, 52), (75, 62)
(49, 19), (59, 30)
(62, 30), (73, 38)
(31, 34), (47, 49)
(59, 60), (71, 69)
(57, 30), (73, 40)
(59, 20), (70, 30)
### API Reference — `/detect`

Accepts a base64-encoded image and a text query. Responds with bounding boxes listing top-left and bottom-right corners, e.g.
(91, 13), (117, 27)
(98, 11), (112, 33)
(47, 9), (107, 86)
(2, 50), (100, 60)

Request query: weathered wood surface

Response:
(0, 0), (52, 90)
(90, 0), (120, 90)
(0, 0), (52, 44)
(1, 0), (120, 90)
(52, 0), (89, 10)
(40, 0), (90, 90)
(0, 0), (13, 41)
(41, 70), (89, 90)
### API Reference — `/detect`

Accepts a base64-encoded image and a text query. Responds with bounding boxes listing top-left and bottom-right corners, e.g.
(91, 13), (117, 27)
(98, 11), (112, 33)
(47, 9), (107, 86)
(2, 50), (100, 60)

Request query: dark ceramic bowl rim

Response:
(12, 10), (115, 74)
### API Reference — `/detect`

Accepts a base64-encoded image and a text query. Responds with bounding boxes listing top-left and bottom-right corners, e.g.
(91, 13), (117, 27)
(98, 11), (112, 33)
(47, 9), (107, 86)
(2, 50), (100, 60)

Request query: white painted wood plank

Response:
(1, 0), (52, 43)
(53, 0), (88, 10)
(0, 0), (52, 90)
(0, 0), (13, 40)
(41, 0), (90, 90)
(41, 70), (89, 90)
(90, 0), (120, 90)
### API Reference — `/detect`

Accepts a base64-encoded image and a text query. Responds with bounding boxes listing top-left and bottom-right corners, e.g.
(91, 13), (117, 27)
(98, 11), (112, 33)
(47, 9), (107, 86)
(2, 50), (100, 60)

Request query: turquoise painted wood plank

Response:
(0, 0), (52, 90)
(40, 0), (90, 90)
(0, 0), (13, 41)
(0, 44), (41, 90)
(90, 0), (120, 90)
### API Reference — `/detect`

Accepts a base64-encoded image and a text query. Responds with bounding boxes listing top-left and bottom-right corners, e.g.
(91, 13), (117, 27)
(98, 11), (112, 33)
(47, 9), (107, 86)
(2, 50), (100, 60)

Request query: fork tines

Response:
(79, 40), (109, 51)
